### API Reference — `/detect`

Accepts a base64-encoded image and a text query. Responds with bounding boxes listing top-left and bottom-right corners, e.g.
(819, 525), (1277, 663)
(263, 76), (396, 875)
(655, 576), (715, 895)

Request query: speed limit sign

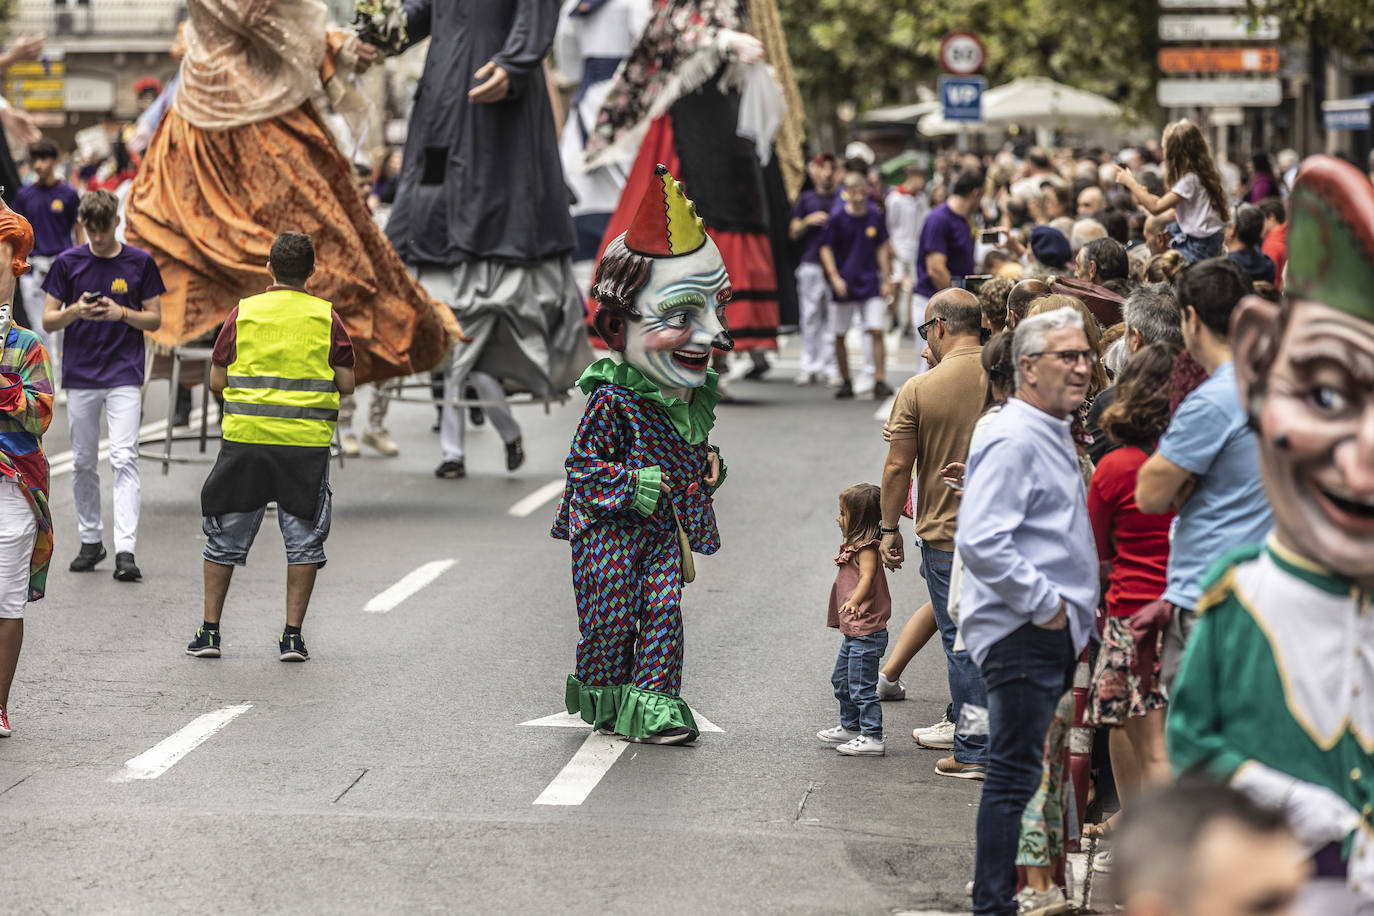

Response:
(939, 31), (985, 75)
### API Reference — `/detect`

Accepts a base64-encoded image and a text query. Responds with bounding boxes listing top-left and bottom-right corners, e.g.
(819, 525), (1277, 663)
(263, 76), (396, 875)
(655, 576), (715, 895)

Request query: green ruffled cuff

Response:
(632, 465), (662, 516)
(565, 675), (621, 731)
(709, 446), (727, 494)
(613, 685), (697, 739)
(564, 677), (698, 739)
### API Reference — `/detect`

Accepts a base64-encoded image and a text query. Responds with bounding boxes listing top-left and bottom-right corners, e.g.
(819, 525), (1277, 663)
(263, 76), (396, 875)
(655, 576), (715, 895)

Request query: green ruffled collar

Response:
(577, 357), (720, 444)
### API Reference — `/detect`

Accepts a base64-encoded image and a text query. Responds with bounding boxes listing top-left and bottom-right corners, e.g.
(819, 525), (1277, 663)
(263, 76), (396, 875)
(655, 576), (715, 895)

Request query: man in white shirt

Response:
(884, 165), (928, 335)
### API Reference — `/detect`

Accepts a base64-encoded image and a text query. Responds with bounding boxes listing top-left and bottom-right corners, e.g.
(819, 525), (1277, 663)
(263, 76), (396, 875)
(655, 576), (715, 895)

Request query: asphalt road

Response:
(3, 342), (984, 915)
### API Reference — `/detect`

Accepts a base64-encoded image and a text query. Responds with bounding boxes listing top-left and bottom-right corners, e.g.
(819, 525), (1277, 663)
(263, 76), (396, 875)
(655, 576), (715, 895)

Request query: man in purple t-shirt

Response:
(13, 139), (82, 384)
(914, 169), (981, 348)
(789, 153), (840, 386)
(819, 171), (894, 400)
(42, 190), (164, 582)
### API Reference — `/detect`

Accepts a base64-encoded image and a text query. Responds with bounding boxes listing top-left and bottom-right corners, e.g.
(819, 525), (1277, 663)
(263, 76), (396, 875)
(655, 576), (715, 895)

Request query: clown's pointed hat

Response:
(624, 164), (708, 257)
(1287, 155), (1374, 323)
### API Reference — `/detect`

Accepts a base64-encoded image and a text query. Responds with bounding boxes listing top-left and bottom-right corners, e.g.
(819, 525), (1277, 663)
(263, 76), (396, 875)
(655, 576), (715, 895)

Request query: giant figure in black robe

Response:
(388, 0), (592, 475)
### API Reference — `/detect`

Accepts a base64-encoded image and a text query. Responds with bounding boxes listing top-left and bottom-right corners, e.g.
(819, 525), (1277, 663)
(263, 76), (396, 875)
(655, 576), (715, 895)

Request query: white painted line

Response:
(691, 709), (724, 733)
(521, 708), (723, 732)
(508, 479), (565, 518)
(533, 731), (631, 806)
(112, 703), (252, 781)
(873, 394), (895, 422)
(521, 711), (591, 728)
(363, 559), (457, 613)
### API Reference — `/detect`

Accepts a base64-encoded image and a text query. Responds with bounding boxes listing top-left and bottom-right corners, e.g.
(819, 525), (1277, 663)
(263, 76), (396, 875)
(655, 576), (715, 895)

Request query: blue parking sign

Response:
(941, 76), (986, 123)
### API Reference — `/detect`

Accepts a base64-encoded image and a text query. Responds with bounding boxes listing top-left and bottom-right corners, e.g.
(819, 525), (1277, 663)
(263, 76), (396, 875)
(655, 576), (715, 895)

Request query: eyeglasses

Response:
(1028, 348), (1096, 367)
(917, 316), (944, 340)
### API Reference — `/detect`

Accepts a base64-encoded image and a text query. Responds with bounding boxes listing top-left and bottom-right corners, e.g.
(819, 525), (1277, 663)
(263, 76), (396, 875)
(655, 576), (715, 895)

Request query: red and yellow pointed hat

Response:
(624, 164), (708, 258)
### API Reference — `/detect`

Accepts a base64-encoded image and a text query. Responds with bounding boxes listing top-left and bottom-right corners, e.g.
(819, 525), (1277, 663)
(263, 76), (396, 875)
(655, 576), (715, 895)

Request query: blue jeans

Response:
(922, 543), (988, 764)
(972, 623), (1076, 916)
(1167, 221), (1225, 264)
(831, 629), (889, 737)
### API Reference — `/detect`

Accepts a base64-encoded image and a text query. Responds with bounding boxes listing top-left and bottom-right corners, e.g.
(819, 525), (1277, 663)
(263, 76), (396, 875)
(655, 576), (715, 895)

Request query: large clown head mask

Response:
(591, 165), (733, 394)
(1232, 156), (1374, 588)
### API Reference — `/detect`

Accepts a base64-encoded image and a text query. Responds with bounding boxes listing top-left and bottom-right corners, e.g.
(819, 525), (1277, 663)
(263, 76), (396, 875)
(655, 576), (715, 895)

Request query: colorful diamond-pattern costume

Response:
(552, 359), (725, 738)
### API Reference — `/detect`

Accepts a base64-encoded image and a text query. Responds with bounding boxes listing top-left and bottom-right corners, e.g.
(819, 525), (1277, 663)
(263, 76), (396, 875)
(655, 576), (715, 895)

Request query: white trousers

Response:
(19, 255), (57, 382)
(0, 477), (35, 619)
(440, 369), (520, 463)
(795, 263), (838, 379)
(67, 385), (142, 553)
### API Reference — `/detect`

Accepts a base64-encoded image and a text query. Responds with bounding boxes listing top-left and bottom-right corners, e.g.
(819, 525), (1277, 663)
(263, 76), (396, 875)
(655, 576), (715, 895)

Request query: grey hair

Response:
(1012, 307), (1085, 388)
(1122, 282), (1183, 348)
(1103, 336), (1129, 377)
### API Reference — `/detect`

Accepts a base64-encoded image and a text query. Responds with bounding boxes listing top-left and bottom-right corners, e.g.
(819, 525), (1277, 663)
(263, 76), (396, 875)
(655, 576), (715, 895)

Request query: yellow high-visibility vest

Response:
(221, 289), (339, 448)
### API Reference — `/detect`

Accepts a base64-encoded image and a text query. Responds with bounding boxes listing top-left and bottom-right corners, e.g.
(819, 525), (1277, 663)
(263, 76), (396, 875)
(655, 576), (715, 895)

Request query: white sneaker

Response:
(824, 375), (844, 389)
(836, 734), (885, 756)
(915, 719), (956, 749)
(816, 725), (860, 744)
(1092, 846), (1113, 873)
(794, 371), (815, 386)
(340, 433), (361, 457)
(1015, 884), (1069, 916)
(876, 672), (906, 700)
(913, 713), (953, 737)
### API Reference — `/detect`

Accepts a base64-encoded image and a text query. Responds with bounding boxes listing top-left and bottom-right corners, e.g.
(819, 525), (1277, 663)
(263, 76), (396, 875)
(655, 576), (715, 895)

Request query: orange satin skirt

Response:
(125, 104), (457, 383)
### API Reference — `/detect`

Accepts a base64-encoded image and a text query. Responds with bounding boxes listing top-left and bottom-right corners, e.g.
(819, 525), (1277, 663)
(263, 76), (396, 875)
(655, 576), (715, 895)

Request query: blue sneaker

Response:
(279, 631), (309, 662)
(186, 627), (221, 658)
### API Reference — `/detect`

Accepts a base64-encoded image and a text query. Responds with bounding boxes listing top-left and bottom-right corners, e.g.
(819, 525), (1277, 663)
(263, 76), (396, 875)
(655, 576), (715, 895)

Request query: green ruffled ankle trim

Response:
(564, 677), (697, 739)
(565, 675), (622, 730)
(612, 685), (697, 739)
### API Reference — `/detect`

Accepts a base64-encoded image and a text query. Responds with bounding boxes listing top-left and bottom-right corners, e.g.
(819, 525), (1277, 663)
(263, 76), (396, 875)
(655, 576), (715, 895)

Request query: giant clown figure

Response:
(552, 166), (731, 746)
(1168, 155), (1374, 900)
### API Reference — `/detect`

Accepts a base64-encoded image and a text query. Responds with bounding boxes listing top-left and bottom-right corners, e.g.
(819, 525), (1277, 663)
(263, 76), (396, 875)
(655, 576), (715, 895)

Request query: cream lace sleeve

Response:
(173, 0), (329, 130)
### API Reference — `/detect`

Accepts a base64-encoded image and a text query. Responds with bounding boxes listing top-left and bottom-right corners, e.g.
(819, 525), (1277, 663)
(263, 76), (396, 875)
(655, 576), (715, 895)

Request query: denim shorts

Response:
(203, 478), (332, 568)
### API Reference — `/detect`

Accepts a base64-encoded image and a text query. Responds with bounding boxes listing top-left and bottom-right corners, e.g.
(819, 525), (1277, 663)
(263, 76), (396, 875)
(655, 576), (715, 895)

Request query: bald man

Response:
(1006, 278), (1049, 329)
(881, 288), (990, 778)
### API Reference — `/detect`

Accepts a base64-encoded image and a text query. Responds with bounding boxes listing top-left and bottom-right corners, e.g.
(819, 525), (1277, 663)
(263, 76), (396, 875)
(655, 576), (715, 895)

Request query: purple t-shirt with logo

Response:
(818, 205), (888, 302)
(13, 181), (80, 257)
(42, 244), (166, 389)
(791, 189), (838, 264)
(914, 202), (975, 298)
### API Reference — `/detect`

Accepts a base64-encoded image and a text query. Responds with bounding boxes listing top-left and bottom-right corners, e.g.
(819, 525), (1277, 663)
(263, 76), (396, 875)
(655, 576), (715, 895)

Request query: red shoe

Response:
(0, 705), (11, 737)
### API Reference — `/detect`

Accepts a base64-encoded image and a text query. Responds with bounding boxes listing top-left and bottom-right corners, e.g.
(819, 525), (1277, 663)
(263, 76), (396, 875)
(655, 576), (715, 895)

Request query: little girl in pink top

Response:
(817, 483), (893, 756)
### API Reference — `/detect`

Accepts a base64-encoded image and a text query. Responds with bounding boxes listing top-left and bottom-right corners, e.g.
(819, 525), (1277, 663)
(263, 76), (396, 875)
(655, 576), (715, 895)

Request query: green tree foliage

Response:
(778, 0), (1160, 123)
(1245, 0), (1374, 56)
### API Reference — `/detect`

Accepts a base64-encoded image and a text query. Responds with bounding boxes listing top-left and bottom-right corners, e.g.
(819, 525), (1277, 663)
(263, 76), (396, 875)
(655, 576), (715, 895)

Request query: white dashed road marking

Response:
(508, 479), (565, 518)
(112, 703), (252, 781)
(363, 559), (457, 613)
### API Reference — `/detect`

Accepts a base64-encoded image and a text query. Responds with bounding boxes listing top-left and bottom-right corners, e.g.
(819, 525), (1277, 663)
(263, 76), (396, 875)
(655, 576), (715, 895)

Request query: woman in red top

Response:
(1085, 342), (1177, 838)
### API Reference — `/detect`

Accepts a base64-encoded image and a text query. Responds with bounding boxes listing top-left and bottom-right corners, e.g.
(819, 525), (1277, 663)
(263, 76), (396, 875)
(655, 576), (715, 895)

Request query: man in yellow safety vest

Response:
(187, 232), (356, 662)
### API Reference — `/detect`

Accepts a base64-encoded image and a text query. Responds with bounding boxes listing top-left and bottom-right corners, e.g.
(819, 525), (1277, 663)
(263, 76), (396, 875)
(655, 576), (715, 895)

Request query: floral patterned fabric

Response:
(1017, 690), (1078, 868)
(1087, 615), (1167, 726)
(586, 0), (743, 159)
(125, 105), (457, 384)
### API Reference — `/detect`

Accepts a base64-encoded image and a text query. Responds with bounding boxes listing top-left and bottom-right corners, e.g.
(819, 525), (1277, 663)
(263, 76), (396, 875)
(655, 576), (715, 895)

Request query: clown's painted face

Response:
(622, 236), (732, 392)
(0, 300), (10, 340)
(1252, 300), (1374, 585)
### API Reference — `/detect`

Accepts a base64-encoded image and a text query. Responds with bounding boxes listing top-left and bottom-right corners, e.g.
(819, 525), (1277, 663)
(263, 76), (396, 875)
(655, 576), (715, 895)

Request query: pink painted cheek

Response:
(1264, 395), (1346, 459)
(641, 325), (693, 351)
